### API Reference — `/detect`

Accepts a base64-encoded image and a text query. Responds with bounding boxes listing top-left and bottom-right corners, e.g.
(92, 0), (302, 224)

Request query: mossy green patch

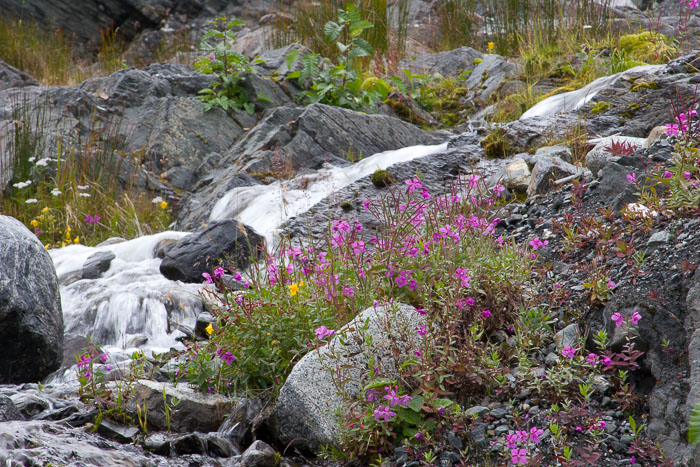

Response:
(370, 169), (394, 188)
(618, 31), (675, 63)
(481, 128), (513, 159)
(630, 80), (659, 92)
(590, 101), (610, 114)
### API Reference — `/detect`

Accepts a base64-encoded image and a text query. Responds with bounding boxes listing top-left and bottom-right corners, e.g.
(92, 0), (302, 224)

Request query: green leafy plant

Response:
(194, 17), (265, 114)
(287, 4), (387, 111)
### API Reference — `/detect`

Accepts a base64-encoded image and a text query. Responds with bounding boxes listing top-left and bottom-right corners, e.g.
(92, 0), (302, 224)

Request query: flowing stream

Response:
(520, 64), (664, 120)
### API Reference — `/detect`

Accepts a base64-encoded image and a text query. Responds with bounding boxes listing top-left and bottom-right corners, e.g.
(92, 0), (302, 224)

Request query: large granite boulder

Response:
(159, 219), (264, 283)
(0, 216), (63, 383)
(271, 303), (427, 451)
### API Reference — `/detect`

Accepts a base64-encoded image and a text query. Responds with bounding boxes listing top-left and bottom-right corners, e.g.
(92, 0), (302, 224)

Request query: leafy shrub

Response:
(194, 17), (265, 114)
(286, 4), (387, 111)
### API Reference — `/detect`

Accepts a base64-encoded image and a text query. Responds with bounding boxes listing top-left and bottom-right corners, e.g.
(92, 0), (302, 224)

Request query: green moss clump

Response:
(481, 128), (512, 159)
(340, 201), (353, 211)
(590, 101), (610, 114)
(371, 169), (394, 188)
(630, 80), (659, 92)
(618, 31), (676, 63)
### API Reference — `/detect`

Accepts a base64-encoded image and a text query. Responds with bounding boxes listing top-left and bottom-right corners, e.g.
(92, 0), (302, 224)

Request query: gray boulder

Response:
(527, 157), (584, 197)
(238, 440), (277, 467)
(0, 216), (63, 383)
(0, 60), (38, 91)
(272, 303), (427, 451)
(488, 158), (531, 195)
(585, 136), (645, 177)
(534, 145), (573, 164)
(129, 380), (237, 433)
(400, 46), (482, 78)
(159, 219), (264, 283)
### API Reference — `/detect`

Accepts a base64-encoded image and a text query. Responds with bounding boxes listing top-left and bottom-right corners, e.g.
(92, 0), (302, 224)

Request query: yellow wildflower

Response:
(288, 283), (300, 296)
(30, 219), (38, 227)
(299, 280), (305, 287)
(44, 244), (50, 250)
(488, 42), (495, 51)
(205, 323), (213, 335)
(66, 226), (71, 232)
(160, 201), (168, 210)
(73, 237), (79, 244)
(61, 242), (66, 248)
(41, 207), (49, 213)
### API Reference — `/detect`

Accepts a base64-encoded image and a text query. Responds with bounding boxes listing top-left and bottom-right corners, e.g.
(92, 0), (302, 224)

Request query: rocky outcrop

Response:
(272, 303), (427, 451)
(159, 219), (264, 283)
(178, 103), (443, 228)
(0, 60), (38, 91)
(130, 380), (237, 433)
(0, 216), (63, 384)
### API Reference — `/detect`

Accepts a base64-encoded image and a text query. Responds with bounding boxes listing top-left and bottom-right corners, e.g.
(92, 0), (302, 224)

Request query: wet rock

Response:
(585, 136), (646, 177)
(81, 251), (116, 279)
(0, 395), (22, 422)
(172, 432), (208, 455)
(527, 157), (583, 197)
(0, 60), (38, 91)
(0, 216), (63, 384)
(218, 397), (266, 447)
(647, 230), (670, 246)
(159, 219), (264, 283)
(96, 419), (139, 443)
(144, 432), (171, 455)
(130, 379), (237, 433)
(534, 145), (573, 164)
(239, 440), (277, 467)
(465, 405), (489, 417)
(10, 393), (49, 418)
(272, 303), (427, 451)
(207, 433), (239, 457)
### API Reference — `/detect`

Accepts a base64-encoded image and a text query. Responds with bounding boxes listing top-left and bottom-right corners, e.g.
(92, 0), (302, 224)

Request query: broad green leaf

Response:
(396, 407), (422, 425)
(324, 21), (342, 43)
(407, 395), (424, 412)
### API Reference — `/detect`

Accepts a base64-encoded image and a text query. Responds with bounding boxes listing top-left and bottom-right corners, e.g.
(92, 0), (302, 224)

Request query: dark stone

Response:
(0, 395), (22, 421)
(172, 432), (208, 455)
(527, 157), (582, 197)
(159, 219), (264, 283)
(207, 433), (238, 457)
(144, 432), (172, 456)
(82, 251), (116, 279)
(0, 216), (63, 383)
(96, 419), (139, 443)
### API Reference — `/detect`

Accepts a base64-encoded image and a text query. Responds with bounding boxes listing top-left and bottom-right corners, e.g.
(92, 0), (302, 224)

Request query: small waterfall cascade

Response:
(209, 142), (449, 246)
(520, 64), (664, 120)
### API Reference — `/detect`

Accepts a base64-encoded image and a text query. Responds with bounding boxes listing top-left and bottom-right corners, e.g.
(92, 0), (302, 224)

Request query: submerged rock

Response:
(0, 216), (63, 384)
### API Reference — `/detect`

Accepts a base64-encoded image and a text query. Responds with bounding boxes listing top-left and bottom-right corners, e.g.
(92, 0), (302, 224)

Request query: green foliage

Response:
(0, 98), (171, 247)
(689, 400), (700, 444)
(287, 4), (387, 111)
(618, 31), (675, 63)
(271, 0), (409, 65)
(370, 169), (394, 187)
(481, 128), (513, 159)
(194, 17), (264, 114)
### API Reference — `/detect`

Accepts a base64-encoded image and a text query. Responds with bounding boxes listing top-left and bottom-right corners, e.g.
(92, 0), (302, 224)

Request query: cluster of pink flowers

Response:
(611, 310), (642, 327)
(666, 109), (698, 135)
(505, 427), (544, 465)
(315, 325), (335, 339)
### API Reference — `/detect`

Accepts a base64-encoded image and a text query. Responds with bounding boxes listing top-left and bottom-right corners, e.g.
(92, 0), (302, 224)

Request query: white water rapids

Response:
(47, 142), (447, 379)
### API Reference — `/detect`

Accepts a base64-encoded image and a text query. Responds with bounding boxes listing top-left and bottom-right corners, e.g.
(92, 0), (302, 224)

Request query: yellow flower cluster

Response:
(288, 281), (305, 297)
